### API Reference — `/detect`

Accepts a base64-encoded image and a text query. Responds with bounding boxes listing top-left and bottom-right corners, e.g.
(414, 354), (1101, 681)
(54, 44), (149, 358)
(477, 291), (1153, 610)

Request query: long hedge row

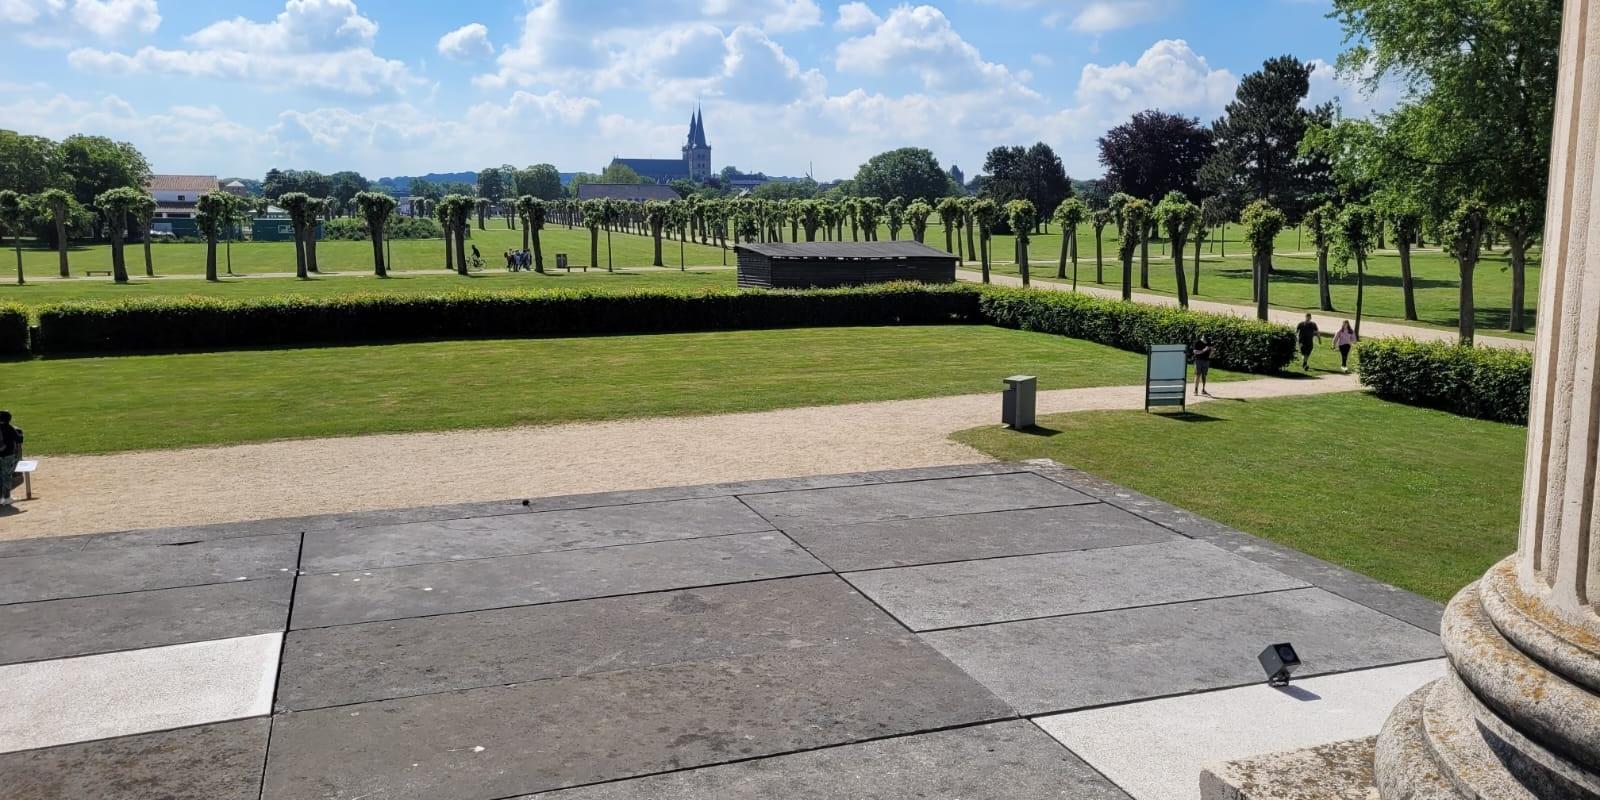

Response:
(979, 288), (1296, 374)
(0, 304), (26, 356)
(23, 284), (1298, 376)
(1357, 338), (1532, 424)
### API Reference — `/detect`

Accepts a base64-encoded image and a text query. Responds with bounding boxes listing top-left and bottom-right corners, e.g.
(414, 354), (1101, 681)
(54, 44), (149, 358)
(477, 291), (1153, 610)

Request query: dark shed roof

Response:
(733, 241), (956, 262)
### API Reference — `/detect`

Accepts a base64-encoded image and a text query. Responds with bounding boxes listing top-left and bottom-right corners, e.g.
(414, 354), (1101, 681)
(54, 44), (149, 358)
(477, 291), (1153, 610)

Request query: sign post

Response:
(1145, 344), (1188, 412)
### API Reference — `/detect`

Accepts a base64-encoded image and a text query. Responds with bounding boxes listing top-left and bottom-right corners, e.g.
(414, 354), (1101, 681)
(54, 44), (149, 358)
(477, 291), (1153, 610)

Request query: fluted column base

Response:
(1374, 558), (1600, 799)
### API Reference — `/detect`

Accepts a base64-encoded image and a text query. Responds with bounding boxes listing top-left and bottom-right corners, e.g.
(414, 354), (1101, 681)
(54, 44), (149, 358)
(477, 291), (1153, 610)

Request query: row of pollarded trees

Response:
(0, 187), (162, 285)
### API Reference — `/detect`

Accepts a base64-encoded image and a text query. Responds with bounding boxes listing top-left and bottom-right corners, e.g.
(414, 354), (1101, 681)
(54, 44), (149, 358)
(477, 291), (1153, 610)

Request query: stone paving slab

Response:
(847, 539), (1308, 631)
(261, 636), (1012, 800)
(290, 532), (827, 629)
(0, 578), (291, 665)
(300, 496), (774, 573)
(0, 718), (272, 800)
(788, 504), (1181, 572)
(276, 575), (898, 711)
(741, 473), (1094, 527)
(0, 633), (281, 754)
(1037, 660), (1445, 800)
(0, 533), (300, 605)
(922, 588), (1445, 715)
(524, 721), (1133, 799)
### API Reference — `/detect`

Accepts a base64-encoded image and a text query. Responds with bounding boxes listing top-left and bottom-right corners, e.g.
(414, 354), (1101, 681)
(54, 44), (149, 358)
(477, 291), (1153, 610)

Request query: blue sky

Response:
(0, 0), (1400, 182)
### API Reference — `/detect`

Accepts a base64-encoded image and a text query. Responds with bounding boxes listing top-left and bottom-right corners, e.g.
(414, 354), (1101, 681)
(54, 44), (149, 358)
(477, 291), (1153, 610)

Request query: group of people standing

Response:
(503, 249), (535, 272)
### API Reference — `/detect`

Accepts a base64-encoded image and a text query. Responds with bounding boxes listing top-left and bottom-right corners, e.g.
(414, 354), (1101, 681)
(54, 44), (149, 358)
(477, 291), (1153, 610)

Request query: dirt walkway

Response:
(1, 374), (1359, 540)
(959, 270), (1533, 351)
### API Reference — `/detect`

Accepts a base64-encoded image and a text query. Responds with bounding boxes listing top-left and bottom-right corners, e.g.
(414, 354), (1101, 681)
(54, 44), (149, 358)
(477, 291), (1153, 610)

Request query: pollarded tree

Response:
(1005, 199), (1038, 288)
(1442, 200), (1489, 345)
(972, 198), (1001, 284)
(1154, 192), (1200, 307)
(0, 190), (25, 284)
(1053, 198), (1088, 286)
(1303, 203), (1336, 311)
(1196, 196), (1231, 293)
(1090, 208), (1112, 285)
(355, 191), (398, 277)
(93, 186), (146, 284)
(960, 196), (978, 261)
(670, 200), (690, 270)
(1117, 198), (1152, 301)
(1331, 203), (1378, 339)
(515, 195), (535, 253)
(475, 197), (490, 231)
(304, 197), (331, 274)
(194, 190), (237, 282)
(905, 199), (933, 244)
(132, 193), (156, 277)
(859, 197), (884, 242)
(1240, 199), (1286, 320)
(432, 196), (455, 273)
(1491, 200), (1539, 333)
(936, 197), (961, 255)
(446, 194), (473, 274)
(38, 188), (72, 277)
(644, 201), (670, 266)
(885, 197), (905, 241)
(279, 192), (313, 278)
(581, 199), (604, 272)
(525, 196), (547, 272)
(799, 199), (822, 242)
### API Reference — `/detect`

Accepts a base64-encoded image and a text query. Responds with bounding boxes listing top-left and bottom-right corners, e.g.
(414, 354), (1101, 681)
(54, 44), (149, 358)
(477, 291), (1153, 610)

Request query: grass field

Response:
(952, 391), (1523, 602)
(10, 325), (1259, 456)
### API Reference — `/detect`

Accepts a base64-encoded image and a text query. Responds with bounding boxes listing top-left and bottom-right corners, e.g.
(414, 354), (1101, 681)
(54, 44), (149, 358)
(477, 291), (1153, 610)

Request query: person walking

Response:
(1192, 336), (1214, 396)
(1334, 320), (1357, 373)
(0, 411), (21, 508)
(1295, 313), (1319, 371)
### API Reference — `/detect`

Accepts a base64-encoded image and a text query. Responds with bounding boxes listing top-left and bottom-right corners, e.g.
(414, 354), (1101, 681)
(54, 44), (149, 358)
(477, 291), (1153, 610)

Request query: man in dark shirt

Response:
(1296, 314), (1319, 371)
(0, 410), (20, 507)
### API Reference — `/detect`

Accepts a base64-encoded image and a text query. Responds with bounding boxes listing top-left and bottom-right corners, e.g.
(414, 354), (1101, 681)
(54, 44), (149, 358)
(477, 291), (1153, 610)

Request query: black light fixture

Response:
(1258, 643), (1300, 687)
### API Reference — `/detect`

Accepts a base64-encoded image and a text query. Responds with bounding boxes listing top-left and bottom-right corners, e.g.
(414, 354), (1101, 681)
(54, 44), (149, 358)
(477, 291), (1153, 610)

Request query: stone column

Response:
(1374, 2), (1600, 796)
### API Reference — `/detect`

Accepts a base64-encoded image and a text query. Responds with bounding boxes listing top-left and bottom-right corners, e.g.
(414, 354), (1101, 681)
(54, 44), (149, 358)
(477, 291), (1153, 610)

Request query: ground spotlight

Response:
(1258, 643), (1300, 687)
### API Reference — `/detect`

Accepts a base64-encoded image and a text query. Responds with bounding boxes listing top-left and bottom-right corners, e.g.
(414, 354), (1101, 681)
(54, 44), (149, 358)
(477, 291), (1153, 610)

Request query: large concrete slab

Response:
(261, 636), (1012, 800)
(922, 588), (1444, 714)
(0, 633), (281, 753)
(741, 473), (1094, 527)
(788, 504), (1181, 571)
(0, 718), (272, 800)
(290, 531), (827, 629)
(848, 539), (1308, 630)
(523, 721), (1132, 799)
(277, 575), (900, 711)
(0, 534), (300, 605)
(300, 496), (773, 573)
(0, 578), (291, 665)
(1036, 660), (1445, 800)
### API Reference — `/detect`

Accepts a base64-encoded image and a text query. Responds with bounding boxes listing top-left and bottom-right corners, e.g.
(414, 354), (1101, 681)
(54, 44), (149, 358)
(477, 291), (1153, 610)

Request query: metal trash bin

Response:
(1002, 375), (1037, 429)
(556, 253), (569, 271)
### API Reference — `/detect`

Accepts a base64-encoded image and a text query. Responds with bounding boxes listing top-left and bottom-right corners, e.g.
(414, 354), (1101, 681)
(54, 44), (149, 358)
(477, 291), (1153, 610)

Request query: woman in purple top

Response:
(1333, 321), (1357, 373)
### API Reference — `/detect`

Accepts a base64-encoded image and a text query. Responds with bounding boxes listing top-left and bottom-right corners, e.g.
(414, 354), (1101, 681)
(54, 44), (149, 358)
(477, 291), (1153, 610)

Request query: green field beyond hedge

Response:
(953, 391), (1524, 602)
(8, 325), (1258, 455)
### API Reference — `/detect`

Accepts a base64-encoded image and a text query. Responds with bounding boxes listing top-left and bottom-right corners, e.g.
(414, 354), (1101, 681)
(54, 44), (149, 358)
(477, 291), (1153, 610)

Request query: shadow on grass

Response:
(1150, 411), (1225, 422)
(1012, 425), (1063, 437)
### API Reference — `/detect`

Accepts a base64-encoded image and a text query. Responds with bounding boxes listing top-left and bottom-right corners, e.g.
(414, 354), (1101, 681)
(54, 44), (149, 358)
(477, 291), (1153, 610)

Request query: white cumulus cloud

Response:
(437, 22), (492, 60)
(835, 5), (1034, 95)
(71, 0), (158, 36)
(833, 1), (878, 31)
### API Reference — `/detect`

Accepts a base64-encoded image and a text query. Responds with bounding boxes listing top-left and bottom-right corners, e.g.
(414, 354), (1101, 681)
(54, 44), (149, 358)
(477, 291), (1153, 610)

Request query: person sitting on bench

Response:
(0, 410), (21, 507)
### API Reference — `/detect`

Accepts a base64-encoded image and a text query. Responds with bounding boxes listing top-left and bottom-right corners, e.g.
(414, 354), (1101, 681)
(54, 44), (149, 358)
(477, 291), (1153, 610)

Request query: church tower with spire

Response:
(681, 106), (712, 182)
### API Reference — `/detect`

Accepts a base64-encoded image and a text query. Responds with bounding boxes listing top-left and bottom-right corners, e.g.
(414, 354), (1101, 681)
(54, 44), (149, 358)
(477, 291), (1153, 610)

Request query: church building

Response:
(608, 106), (713, 184)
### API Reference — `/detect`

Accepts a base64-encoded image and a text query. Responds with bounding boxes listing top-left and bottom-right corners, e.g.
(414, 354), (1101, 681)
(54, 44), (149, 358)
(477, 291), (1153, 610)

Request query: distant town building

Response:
(948, 164), (964, 188)
(609, 106), (713, 184)
(576, 183), (681, 203)
(222, 179), (251, 198)
(144, 174), (219, 235)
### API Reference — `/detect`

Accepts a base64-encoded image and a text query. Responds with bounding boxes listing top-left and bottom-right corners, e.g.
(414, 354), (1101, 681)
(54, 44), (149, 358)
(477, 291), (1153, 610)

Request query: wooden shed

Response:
(733, 241), (959, 289)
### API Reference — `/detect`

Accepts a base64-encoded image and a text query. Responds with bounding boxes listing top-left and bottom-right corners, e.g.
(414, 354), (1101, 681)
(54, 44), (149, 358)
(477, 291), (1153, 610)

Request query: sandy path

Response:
(2, 374), (1358, 540)
(959, 270), (1534, 351)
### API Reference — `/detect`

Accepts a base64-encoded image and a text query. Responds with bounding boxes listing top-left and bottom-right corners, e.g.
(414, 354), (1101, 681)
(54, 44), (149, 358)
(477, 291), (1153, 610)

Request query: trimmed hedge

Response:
(32, 283), (985, 354)
(1357, 338), (1532, 424)
(0, 304), (27, 356)
(979, 288), (1295, 374)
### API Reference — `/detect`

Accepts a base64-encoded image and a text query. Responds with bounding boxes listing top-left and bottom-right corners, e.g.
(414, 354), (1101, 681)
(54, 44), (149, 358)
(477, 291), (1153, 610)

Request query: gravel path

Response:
(1, 374), (1359, 541)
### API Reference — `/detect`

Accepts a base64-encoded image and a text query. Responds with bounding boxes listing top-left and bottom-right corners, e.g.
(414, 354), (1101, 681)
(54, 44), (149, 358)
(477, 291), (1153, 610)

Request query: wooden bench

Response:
(13, 459), (35, 500)
(85, 270), (112, 277)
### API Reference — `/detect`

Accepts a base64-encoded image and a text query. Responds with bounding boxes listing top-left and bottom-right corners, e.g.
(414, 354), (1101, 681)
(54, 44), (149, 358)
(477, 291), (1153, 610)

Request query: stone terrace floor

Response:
(0, 461), (1447, 800)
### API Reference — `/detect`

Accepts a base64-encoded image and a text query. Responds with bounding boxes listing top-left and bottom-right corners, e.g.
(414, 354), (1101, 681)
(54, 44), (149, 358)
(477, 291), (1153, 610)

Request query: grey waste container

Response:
(1002, 375), (1037, 429)
(556, 253), (569, 271)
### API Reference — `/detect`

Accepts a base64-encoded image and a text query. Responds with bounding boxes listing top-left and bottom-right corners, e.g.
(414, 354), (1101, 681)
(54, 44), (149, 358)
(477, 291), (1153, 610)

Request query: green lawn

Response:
(10, 325), (1254, 456)
(952, 391), (1523, 602)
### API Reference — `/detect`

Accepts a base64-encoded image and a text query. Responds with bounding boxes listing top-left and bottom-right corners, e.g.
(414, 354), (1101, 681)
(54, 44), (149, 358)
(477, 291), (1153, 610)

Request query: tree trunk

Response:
(1255, 250), (1270, 320)
(442, 225), (454, 273)
(1398, 240), (1417, 320)
(306, 227), (319, 273)
(1459, 256), (1476, 345)
(1355, 253), (1367, 340)
(652, 225), (663, 267)
(294, 227), (309, 279)
(1316, 248), (1333, 311)
(205, 236), (218, 282)
(944, 226), (952, 255)
(1017, 237), (1030, 287)
(1070, 235), (1079, 291)
(980, 235), (990, 283)
(143, 236), (153, 277)
(1139, 222), (1151, 289)
(589, 229), (599, 273)
(605, 228), (613, 271)
(12, 237), (23, 285)
(53, 204), (69, 277)
(1508, 232), (1528, 332)
(1095, 230), (1104, 283)
(372, 222), (387, 277)
(965, 215), (977, 261)
(532, 227), (544, 273)
(1121, 248), (1133, 301)
(1173, 240), (1189, 307)
(1192, 235), (1202, 295)
(521, 217), (530, 252)
(111, 228), (128, 284)
(1057, 229), (1069, 279)
(454, 224), (468, 275)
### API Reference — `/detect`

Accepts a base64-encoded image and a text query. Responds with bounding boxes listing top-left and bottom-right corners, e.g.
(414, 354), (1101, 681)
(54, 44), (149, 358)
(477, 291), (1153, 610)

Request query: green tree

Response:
(885, 197), (905, 241)
(475, 196), (491, 230)
(1240, 199), (1287, 319)
(856, 197), (883, 242)
(329, 171), (370, 213)
(131, 193), (156, 277)
(1090, 208), (1112, 285)
(443, 194), (472, 273)
(644, 200), (670, 266)
(433, 196), (455, 272)
(37, 188), (73, 277)
(905, 199), (933, 244)
(1005, 199), (1039, 287)
(1196, 196), (1232, 293)
(194, 191), (237, 281)
(1375, 193), (1423, 321)
(0, 130), (59, 196)
(476, 167), (505, 204)
(581, 199), (603, 271)
(972, 198), (1001, 284)
(982, 143), (1073, 222)
(1331, 203), (1378, 338)
(0, 190), (26, 284)
(1200, 56), (1330, 221)
(852, 147), (950, 202)
(1442, 200), (1489, 345)
(516, 164), (563, 200)
(1154, 192), (1200, 307)
(936, 197), (961, 255)
(278, 192), (314, 278)
(599, 163), (648, 185)
(57, 134), (150, 216)
(1053, 198), (1088, 286)
(1115, 198), (1151, 300)
(93, 186), (146, 283)
(1303, 203), (1336, 311)
(304, 197), (332, 273)
(355, 191), (398, 277)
